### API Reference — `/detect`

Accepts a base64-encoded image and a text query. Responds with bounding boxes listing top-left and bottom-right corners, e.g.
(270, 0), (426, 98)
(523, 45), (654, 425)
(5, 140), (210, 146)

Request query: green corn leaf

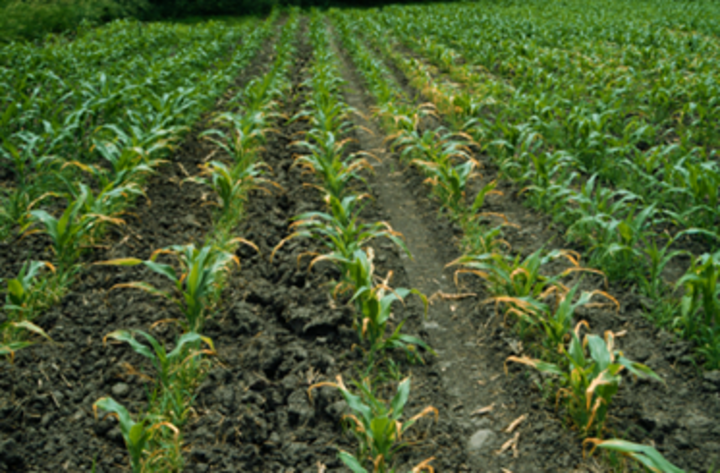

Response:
(128, 422), (148, 447)
(340, 388), (373, 424)
(6, 278), (25, 301)
(592, 439), (684, 473)
(617, 356), (663, 382)
(587, 334), (612, 372)
(0, 341), (34, 356)
(95, 258), (144, 266)
(104, 330), (155, 361)
(94, 396), (135, 440)
(13, 320), (52, 340)
(567, 332), (586, 369)
(390, 377), (411, 418)
(167, 331), (206, 360)
(338, 451), (369, 473)
(142, 260), (178, 282)
(111, 282), (171, 301)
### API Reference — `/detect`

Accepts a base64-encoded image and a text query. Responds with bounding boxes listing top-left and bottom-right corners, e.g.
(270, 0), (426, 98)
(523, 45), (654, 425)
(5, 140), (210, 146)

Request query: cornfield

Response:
(0, 1), (718, 472)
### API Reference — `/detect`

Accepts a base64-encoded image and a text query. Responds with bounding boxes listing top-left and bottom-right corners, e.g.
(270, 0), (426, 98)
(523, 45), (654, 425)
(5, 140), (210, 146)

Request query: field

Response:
(1, 1), (719, 471)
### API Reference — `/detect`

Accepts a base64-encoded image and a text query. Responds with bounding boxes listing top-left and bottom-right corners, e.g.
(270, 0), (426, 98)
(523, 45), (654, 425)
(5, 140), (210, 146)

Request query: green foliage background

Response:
(0, 0), (438, 41)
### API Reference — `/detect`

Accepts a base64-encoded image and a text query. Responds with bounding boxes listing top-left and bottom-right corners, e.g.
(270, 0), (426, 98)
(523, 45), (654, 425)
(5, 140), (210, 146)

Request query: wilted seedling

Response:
(507, 326), (662, 435)
(309, 376), (437, 473)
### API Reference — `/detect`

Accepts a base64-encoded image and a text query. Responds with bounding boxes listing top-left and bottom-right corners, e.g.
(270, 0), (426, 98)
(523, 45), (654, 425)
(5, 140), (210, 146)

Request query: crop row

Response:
(332, 10), (686, 472)
(347, 4), (720, 373)
(271, 12), (438, 473)
(89, 11), (301, 471)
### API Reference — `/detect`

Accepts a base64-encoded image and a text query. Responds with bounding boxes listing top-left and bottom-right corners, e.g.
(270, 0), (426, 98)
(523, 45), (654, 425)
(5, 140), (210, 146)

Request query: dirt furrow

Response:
(326, 26), (598, 472)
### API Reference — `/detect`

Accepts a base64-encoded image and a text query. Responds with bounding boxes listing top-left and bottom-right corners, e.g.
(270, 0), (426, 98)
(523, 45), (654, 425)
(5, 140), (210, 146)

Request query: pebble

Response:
(467, 428), (496, 452)
(111, 382), (130, 398)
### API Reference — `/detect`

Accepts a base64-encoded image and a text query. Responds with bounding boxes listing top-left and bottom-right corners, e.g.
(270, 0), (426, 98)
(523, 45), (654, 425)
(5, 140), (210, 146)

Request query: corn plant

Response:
(508, 327), (662, 435)
(201, 112), (269, 170)
(1, 261), (55, 358)
(275, 194), (408, 265)
(675, 251), (720, 368)
(451, 249), (580, 300)
(1, 260), (55, 319)
(187, 160), (272, 221)
(94, 396), (182, 473)
(98, 243), (240, 332)
(94, 397), (154, 473)
(310, 376), (437, 473)
(28, 188), (117, 277)
(104, 329), (214, 426)
(533, 285), (616, 356)
(293, 131), (371, 199)
(330, 249), (431, 364)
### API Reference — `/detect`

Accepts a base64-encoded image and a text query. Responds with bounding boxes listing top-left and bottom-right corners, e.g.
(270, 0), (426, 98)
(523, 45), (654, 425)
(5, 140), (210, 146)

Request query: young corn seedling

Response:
(332, 248), (431, 365)
(534, 284), (617, 357)
(309, 376), (437, 473)
(273, 194), (409, 265)
(451, 248), (598, 302)
(98, 243), (244, 332)
(28, 187), (120, 278)
(0, 262), (56, 359)
(1, 260), (56, 320)
(201, 111), (269, 170)
(61, 181), (141, 240)
(412, 157), (480, 220)
(94, 397), (180, 473)
(507, 326), (662, 436)
(104, 329), (214, 426)
(93, 397), (154, 473)
(293, 131), (371, 199)
(187, 159), (274, 224)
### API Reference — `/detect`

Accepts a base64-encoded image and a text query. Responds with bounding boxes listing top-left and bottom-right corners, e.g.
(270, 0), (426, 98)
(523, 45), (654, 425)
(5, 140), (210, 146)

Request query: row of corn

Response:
(89, 12), (301, 471)
(332, 10), (685, 473)
(268, 11), (438, 473)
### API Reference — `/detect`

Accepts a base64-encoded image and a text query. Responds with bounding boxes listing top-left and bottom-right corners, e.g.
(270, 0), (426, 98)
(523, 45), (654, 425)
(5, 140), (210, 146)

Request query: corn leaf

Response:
(338, 451), (369, 473)
(592, 439), (684, 473)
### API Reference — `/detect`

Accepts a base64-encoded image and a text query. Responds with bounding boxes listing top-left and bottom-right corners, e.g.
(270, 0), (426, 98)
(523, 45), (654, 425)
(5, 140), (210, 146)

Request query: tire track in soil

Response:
(327, 26), (604, 472)
(0, 26), (282, 473)
(377, 42), (720, 472)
